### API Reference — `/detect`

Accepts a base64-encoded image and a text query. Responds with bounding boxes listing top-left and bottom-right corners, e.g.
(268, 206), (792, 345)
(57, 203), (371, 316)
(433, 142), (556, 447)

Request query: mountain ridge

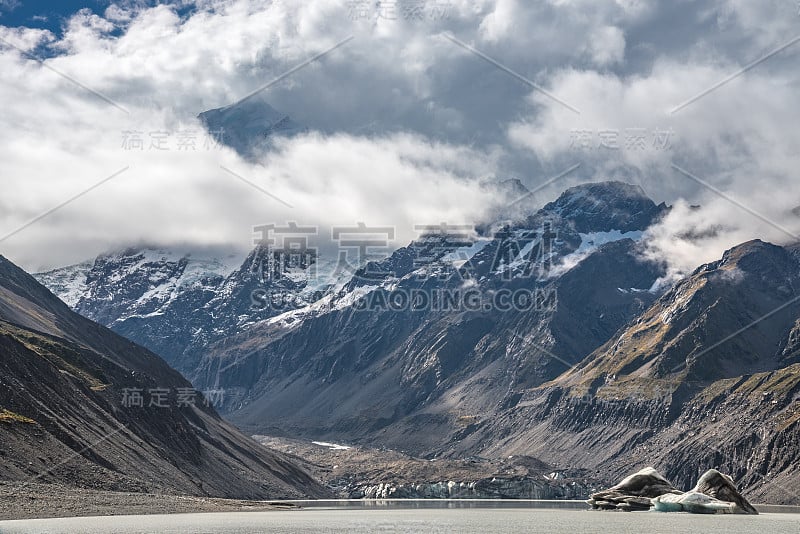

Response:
(30, 181), (800, 504)
(440, 238), (800, 503)
(0, 254), (330, 500)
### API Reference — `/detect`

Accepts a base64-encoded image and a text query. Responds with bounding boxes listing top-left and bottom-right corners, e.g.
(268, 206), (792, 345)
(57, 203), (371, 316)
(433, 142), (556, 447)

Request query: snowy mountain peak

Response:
(35, 246), (241, 326)
(34, 182), (668, 377)
(198, 95), (305, 158)
(35, 260), (93, 307)
(542, 181), (666, 233)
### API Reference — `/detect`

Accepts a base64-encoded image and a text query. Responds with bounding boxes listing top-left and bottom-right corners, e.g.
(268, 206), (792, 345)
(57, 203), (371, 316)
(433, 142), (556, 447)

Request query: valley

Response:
(30, 182), (800, 506)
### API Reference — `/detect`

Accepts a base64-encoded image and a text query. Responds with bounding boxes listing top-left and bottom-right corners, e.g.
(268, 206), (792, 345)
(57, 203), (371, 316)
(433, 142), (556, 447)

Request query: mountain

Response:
(543, 182), (667, 233)
(35, 246), (342, 378)
(443, 239), (800, 504)
(189, 182), (669, 446)
(0, 254), (329, 499)
(561, 239), (800, 387)
(35, 180), (800, 503)
(35, 183), (668, 447)
(182, 185), (799, 504)
(198, 95), (305, 158)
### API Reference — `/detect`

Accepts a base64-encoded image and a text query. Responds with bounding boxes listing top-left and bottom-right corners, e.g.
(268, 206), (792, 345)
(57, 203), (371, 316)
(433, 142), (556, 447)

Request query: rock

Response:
(0, 255), (331, 500)
(588, 467), (681, 511)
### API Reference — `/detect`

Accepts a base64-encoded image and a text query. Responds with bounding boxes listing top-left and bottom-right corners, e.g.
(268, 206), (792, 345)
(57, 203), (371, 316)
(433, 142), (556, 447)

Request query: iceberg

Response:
(587, 467), (682, 511)
(588, 468), (758, 514)
(652, 469), (758, 515)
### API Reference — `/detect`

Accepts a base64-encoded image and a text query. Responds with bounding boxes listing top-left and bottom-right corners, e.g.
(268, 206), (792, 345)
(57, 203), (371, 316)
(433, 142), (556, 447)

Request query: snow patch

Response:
(548, 230), (643, 279)
(34, 261), (92, 307)
(312, 441), (351, 450)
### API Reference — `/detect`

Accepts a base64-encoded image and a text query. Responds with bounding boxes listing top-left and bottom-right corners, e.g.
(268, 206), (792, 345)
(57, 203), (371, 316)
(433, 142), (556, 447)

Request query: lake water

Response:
(2, 501), (799, 534)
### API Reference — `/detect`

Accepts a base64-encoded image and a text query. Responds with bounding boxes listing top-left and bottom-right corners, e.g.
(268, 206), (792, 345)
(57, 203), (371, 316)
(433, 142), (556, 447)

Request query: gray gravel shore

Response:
(0, 482), (298, 520)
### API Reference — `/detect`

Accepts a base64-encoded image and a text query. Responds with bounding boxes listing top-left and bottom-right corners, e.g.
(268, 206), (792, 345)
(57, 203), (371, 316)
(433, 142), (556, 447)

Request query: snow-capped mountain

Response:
(180, 182), (800, 504)
(198, 95), (305, 158)
(189, 181), (669, 430)
(35, 181), (800, 503)
(34, 260), (93, 308)
(34, 245), (344, 375)
(37, 181), (666, 385)
(37, 248), (240, 324)
(542, 181), (664, 233)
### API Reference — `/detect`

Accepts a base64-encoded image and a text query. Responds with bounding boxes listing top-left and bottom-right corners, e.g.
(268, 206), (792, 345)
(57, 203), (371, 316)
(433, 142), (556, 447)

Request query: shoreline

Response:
(0, 483), (299, 521)
(2, 483), (798, 521)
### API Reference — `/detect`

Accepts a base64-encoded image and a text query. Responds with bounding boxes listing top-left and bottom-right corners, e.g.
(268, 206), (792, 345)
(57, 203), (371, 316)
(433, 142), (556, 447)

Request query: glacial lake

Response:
(2, 501), (799, 534)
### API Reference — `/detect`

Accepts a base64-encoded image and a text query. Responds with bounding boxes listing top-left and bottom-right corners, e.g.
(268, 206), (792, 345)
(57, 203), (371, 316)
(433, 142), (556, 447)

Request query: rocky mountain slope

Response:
(193, 189), (799, 504)
(444, 240), (800, 504)
(191, 182), (668, 444)
(0, 254), (330, 500)
(34, 181), (800, 504)
(35, 182), (671, 443)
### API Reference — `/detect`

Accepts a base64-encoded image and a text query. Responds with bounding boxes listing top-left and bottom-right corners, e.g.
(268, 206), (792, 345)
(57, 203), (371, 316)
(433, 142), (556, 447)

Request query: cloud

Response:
(0, 1), (509, 270)
(507, 44), (800, 279)
(0, 0), (629, 271)
(0, 0), (20, 13)
(0, 0), (799, 280)
(0, 98), (502, 270)
(0, 25), (53, 51)
(587, 25), (626, 66)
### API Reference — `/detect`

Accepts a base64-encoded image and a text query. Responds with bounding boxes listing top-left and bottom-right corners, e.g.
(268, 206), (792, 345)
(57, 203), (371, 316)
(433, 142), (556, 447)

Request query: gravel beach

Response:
(0, 482), (298, 521)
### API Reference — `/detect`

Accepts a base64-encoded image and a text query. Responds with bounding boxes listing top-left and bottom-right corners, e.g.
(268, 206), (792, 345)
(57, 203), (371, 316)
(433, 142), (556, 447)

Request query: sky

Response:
(0, 1), (104, 31)
(1, 0), (799, 276)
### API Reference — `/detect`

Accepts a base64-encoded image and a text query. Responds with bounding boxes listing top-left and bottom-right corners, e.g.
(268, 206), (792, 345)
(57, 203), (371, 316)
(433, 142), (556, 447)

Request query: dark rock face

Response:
(0, 255), (330, 499)
(568, 239), (800, 386)
(541, 181), (668, 233)
(447, 239), (800, 505)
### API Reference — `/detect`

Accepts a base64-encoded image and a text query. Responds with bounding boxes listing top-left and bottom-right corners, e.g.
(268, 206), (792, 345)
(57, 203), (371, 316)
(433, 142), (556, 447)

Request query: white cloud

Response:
(507, 45), (800, 277)
(1, 0), (799, 279)
(0, 25), (54, 51)
(0, 100), (501, 270)
(587, 25), (626, 65)
(478, 0), (517, 42)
